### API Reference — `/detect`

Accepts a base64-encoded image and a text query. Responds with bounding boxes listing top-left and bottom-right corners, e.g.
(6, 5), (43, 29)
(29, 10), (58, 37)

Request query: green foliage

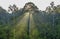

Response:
(0, 2), (60, 39)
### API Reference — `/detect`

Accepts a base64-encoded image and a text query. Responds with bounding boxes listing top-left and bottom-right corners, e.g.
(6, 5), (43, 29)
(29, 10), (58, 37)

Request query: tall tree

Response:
(8, 4), (18, 13)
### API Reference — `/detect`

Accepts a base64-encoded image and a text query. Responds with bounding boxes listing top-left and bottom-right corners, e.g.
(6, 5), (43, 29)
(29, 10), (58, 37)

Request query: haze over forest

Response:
(0, 1), (60, 39)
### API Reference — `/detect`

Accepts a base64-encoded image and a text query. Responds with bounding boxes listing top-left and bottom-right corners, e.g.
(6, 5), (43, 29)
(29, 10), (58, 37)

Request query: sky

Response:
(0, 0), (60, 11)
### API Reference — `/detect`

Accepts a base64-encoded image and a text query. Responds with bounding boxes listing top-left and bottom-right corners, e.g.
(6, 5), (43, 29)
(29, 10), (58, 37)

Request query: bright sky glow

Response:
(0, 0), (60, 11)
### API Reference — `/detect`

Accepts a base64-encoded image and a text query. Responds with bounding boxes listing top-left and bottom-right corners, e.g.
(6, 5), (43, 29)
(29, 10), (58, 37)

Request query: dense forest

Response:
(0, 2), (60, 39)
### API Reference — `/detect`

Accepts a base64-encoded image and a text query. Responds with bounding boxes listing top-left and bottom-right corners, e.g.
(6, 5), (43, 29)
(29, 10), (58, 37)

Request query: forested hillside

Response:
(0, 2), (60, 39)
